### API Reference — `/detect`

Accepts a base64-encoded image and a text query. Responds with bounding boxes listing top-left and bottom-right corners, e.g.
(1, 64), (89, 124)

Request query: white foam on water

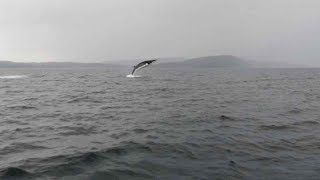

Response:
(126, 74), (141, 78)
(0, 75), (28, 79)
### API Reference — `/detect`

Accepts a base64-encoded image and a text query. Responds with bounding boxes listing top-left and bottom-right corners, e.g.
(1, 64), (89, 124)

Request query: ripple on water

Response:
(1, 68), (320, 179)
(259, 124), (296, 131)
(6, 105), (37, 110)
(0, 143), (47, 155)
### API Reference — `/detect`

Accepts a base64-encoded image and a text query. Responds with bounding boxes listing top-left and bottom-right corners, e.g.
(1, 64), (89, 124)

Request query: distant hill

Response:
(0, 61), (122, 68)
(0, 56), (251, 68)
(157, 55), (250, 68)
(106, 57), (185, 65)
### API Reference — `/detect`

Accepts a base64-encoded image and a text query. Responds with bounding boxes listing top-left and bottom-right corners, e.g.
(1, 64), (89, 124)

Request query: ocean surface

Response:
(0, 67), (320, 180)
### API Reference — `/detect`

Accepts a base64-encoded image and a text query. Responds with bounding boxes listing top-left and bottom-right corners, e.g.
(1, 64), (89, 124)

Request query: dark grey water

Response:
(0, 67), (320, 180)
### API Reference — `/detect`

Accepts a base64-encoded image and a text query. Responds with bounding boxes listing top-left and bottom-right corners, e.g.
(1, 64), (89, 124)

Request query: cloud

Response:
(0, 0), (319, 66)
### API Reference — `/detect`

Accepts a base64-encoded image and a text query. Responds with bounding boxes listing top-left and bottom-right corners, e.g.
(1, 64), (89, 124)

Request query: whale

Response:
(131, 59), (157, 75)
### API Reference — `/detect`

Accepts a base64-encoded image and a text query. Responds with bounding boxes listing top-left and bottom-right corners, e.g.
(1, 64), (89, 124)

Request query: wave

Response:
(219, 115), (238, 121)
(5, 142), (203, 179)
(0, 167), (32, 179)
(18, 142), (152, 177)
(6, 105), (37, 110)
(288, 108), (304, 114)
(259, 124), (295, 130)
(292, 120), (319, 126)
(88, 169), (153, 180)
(0, 143), (47, 155)
(58, 126), (98, 136)
(67, 96), (102, 103)
(0, 75), (28, 79)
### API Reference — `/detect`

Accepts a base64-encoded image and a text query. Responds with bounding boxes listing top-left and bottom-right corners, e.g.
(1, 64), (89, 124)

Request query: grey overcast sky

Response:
(0, 0), (319, 65)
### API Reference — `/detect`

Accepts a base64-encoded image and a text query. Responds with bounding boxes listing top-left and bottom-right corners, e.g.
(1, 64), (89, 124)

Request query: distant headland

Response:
(157, 55), (250, 68)
(0, 55), (304, 68)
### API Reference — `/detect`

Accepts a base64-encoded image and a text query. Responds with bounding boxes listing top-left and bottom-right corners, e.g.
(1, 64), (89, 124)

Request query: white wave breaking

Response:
(0, 75), (28, 79)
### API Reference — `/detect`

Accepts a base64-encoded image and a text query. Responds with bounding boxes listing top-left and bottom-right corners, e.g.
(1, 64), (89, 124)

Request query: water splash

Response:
(126, 74), (141, 78)
(0, 75), (28, 79)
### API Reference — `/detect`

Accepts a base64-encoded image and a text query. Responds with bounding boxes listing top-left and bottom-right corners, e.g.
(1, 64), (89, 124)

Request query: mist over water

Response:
(1, 67), (320, 179)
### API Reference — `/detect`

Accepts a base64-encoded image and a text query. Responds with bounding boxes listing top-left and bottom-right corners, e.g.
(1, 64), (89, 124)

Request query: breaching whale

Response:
(131, 59), (157, 75)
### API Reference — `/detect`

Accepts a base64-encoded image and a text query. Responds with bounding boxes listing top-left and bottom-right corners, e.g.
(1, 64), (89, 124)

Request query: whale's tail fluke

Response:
(130, 59), (157, 75)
